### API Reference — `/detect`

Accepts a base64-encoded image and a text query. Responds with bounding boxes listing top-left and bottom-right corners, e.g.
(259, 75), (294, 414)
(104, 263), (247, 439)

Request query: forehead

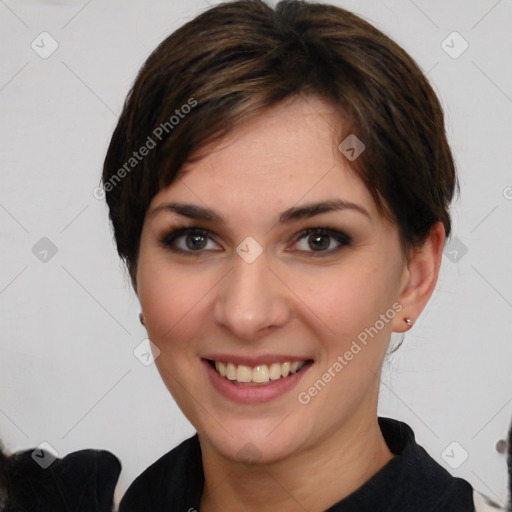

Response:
(151, 95), (376, 219)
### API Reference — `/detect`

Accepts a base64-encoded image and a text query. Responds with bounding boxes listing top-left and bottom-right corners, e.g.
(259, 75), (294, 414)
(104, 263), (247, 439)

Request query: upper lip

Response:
(202, 354), (314, 367)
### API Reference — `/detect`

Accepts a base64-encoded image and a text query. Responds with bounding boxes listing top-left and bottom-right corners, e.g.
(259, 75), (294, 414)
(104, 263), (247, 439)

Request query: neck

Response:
(199, 414), (394, 512)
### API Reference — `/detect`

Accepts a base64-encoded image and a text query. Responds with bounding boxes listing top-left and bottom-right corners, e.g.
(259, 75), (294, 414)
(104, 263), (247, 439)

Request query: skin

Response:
(135, 94), (445, 512)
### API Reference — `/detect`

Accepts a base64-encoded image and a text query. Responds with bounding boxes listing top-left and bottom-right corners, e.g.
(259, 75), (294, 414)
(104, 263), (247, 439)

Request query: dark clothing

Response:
(0, 447), (121, 511)
(119, 416), (476, 511)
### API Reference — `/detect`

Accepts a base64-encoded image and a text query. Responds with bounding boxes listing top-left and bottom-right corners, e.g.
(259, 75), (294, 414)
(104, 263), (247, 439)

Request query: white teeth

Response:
(215, 361), (226, 377)
(290, 361), (301, 373)
(252, 365), (269, 383)
(226, 362), (237, 380)
(268, 362), (282, 380)
(212, 360), (308, 384)
(236, 364), (252, 383)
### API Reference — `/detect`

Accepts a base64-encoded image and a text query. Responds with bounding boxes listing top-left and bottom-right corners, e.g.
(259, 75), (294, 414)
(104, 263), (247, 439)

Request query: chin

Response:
(201, 423), (303, 466)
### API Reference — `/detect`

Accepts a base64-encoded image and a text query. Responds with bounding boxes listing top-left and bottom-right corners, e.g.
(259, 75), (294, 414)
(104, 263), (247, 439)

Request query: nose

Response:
(213, 248), (293, 341)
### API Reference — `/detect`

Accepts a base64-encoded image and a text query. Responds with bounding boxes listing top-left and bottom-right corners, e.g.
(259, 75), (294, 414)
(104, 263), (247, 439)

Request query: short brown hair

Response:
(102, 0), (458, 287)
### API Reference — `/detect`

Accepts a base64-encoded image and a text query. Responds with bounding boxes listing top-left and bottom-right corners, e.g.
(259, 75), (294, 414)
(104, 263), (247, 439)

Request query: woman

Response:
(101, 1), (494, 510)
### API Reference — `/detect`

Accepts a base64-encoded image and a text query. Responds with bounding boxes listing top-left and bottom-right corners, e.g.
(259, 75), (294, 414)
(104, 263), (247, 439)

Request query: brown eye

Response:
(307, 232), (331, 251)
(159, 227), (221, 255)
(186, 232), (208, 250)
(291, 227), (351, 256)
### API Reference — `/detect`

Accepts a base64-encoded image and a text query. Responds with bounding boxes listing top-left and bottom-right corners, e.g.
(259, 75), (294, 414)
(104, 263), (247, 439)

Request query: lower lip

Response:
(202, 359), (313, 404)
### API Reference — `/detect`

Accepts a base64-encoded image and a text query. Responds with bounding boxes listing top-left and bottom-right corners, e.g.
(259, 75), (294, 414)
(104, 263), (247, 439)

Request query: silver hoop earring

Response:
(404, 318), (412, 327)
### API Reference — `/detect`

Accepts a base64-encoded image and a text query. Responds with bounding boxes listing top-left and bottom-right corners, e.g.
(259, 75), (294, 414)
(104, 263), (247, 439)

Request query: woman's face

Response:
(136, 95), (410, 464)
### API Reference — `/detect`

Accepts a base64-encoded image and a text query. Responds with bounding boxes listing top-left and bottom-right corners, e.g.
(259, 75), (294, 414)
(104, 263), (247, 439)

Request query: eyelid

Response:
(290, 226), (351, 244)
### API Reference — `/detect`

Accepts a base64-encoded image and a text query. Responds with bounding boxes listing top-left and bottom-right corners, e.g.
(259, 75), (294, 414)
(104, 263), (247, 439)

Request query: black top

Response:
(119, 416), (476, 511)
(0, 448), (121, 511)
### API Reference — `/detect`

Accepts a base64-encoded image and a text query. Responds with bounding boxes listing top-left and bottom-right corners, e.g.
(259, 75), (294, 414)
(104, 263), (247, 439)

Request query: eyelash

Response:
(158, 224), (352, 258)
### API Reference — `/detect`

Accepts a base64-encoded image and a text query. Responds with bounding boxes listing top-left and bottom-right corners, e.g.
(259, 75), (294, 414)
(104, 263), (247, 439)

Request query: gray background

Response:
(1, 0), (511, 506)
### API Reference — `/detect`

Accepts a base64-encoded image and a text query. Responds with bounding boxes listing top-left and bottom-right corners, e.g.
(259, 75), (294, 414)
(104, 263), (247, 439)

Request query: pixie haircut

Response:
(102, 0), (457, 286)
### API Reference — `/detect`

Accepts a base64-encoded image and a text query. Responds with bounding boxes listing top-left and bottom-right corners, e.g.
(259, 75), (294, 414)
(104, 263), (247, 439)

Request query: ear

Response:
(391, 221), (446, 333)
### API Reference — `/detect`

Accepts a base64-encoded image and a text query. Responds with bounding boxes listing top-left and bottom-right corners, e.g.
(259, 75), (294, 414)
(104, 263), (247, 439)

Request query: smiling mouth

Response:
(206, 359), (313, 386)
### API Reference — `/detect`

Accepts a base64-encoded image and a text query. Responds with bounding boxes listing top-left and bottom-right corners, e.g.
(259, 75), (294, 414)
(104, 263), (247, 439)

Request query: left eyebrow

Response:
(146, 199), (371, 225)
(278, 199), (371, 224)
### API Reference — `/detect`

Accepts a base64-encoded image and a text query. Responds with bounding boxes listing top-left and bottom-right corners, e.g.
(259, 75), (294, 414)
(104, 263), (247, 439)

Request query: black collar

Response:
(119, 417), (474, 511)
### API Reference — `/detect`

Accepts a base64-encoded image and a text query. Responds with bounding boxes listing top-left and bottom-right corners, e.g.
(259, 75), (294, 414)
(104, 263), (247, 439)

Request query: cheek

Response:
(293, 263), (392, 338)
(137, 254), (212, 344)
